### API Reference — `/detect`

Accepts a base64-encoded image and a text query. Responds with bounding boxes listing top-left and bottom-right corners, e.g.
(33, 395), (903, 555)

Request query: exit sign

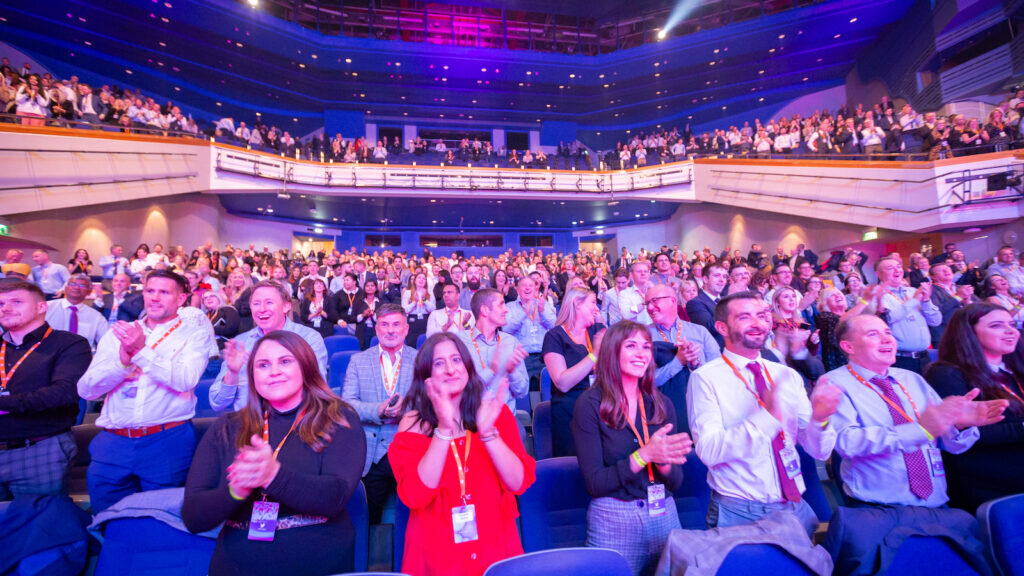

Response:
(0, 224), (8, 236)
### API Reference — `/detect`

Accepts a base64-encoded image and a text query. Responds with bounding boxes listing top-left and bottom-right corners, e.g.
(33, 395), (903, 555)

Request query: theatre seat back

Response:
(347, 481), (369, 572)
(886, 536), (983, 576)
(95, 517), (215, 576)
(518, 457), (592, 552)
(977, 493), (1024, 576)
(532, 401), (552, 461)
(483, 548), (631, 576)
(717, 544), (817, 575)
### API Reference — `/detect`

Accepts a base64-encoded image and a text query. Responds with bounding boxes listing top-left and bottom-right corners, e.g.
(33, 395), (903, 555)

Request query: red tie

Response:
(869, 376), (933, 500)
(747, 362), (802, 503)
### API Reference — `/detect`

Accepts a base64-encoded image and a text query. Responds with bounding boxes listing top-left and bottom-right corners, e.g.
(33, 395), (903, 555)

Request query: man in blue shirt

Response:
(457, 289), (529, 415)
(504, 275), (556, 393)
(874, 257), (941, 374)
(31, 250), (70, 300)
(208, 280), (328, 412)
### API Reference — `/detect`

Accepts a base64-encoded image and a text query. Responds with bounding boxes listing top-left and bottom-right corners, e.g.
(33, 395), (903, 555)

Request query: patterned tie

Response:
(747, 362), (802, 503)
(870, 376), (933, 500)
(68, 305), (79, 335)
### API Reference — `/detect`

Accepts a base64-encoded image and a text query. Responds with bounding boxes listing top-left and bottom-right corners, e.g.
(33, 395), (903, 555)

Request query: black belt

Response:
(0, 436), (50, 451)
(896, 350), (928, 359)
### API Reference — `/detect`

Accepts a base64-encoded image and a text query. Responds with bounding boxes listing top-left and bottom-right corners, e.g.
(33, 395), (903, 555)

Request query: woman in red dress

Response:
(390, 333), (536, 576)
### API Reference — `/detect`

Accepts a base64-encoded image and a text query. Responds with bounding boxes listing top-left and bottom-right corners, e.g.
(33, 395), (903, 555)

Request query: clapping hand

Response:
(949, 388), (1009, 430)
(226, 435), (280, 499)
(476, 379), (509, 436)
(810, 377), (842, 422)
(113, 321), (146, 365)
(639, 424), (692, 466)
(425, 377), (460, 433)
(223, 339), (250, 375)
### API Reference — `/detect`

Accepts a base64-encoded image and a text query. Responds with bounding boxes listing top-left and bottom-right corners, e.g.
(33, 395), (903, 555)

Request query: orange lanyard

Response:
(446, 308), (462, 328)
(654, 320), (683, 346)
(524, 300), (538, 323)
(0, 328), (53, 390)
(886, 287), (908, 304)
(996, 369), (1024, 405)
(722, 354), (785, 442)
(365, 297), (377, 318)
(148, 319), (183, 350)
(379, 351), (401, 396)
(343, 292), (356, 309)
(450, 433), (472, 502)
(846, 366), (921, 422)
(563, 325), (593, 354)
(470, 328), (499, 367)
(262, 407), (307, 460)
(622, 395), (655, 482)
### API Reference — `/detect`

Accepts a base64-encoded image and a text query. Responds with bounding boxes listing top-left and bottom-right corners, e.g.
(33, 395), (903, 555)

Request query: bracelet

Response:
(631, 450), (648, 469)
(920, 425), (935, 443)
(858, 298), (869, 306)
(433, 429), (454, 442)
(228, 486), (245, 501)
(480, 430), (500, 443)
(587, 352), (598, 363)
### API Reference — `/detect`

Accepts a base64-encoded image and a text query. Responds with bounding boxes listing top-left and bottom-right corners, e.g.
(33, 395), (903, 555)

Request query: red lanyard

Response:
(846, 366), (921, 422)
(450, 434), (472, 502)
(470, 327), (499, 367)
(563, 325), (593, 354)
(722, 354), (785, 442)
(654, 320), (683, 346)
(262, 407), (307, 460)
(379, 352), (401, 396)
(0, 328), (53, 390)
(996, 369), (1024, 405)
(622, 395), (655, 482)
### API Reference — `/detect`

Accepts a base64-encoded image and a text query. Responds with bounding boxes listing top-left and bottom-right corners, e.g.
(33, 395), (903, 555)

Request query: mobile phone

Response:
(387, 394), (400, 407)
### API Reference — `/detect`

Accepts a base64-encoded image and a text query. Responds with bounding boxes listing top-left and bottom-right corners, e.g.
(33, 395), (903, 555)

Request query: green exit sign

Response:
(0, 224), (8, 236)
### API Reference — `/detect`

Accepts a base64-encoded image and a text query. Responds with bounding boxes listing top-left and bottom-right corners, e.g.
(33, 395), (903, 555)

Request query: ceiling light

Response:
(345, 58), (352, 63)
(569, 73), (576, 78)
(657, 30), (667, 40)
(247, 0), (258, 6)
(778, 34), (785, 39)
(849, 17), (858, 23)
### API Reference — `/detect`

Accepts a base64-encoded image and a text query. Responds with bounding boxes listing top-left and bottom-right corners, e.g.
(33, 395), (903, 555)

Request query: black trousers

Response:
(364, 454), (396, 525)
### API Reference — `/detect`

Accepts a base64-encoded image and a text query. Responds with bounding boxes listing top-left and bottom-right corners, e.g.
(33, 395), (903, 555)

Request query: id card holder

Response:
(0, 390), (10, 397)
(588, 374), (596, 387)
(647, 483), (667, 517)
(925, 446), (945, 477)
(347, 307), (353, 316)
(248, 500), (280, 541)
(779, 445), (801, 479)
(529, 324), (538, 335)
(451, 504), (479, 543)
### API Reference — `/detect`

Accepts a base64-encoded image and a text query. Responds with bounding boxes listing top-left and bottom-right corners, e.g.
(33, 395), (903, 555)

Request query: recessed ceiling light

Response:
(778, 34), (785, 39)
(849, 17), (858, 23)
(345, 58), (352, 63)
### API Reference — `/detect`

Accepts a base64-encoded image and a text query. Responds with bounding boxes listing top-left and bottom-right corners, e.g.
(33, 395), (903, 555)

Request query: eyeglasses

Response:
(645, 295), (674, 308)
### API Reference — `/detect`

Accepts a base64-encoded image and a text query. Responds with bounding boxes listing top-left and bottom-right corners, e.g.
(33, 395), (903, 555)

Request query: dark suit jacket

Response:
(685, 291), (722, 349)
(772, 254), (788, 269)
(94, 291), (143, 323)
(355, 271), (377, 289)
(78, 94), (107, 119)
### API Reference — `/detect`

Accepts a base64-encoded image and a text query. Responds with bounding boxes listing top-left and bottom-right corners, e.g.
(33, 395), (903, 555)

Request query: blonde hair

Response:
(554, 287), (595, 328)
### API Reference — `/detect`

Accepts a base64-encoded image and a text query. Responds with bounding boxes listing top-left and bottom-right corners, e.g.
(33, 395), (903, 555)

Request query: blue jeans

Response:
(707, 491), (819, 537)
(87, 422), (196, 513)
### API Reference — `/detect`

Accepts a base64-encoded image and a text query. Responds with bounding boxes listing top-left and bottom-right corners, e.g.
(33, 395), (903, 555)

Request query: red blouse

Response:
(390, 407), (536, 576)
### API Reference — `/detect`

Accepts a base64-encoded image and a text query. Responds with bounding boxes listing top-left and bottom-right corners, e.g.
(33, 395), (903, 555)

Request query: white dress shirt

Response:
(425, 307), (474, 336)
(687, 348), (836, 503)
(78, 313), (214, 428)
(618, 285), (651, 325)
(46, 299), (107, 350)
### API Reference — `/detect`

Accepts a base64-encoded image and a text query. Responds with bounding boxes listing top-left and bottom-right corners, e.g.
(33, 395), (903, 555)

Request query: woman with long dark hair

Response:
(390, 333), (535, 576)
(572, 321), (691, 576)
(300, 278), (334, 339)
(402, 271), (435, 347)
(925, 302), (1024, 512)
(183, 331), (365, 575)
(353, 278), (381, 350)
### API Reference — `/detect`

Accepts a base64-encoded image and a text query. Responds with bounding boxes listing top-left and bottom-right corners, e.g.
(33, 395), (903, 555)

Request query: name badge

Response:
(121, 387), (138, 399)
(366, 318), (374, 328)
(588, 374), (596, 387)
(312, 318), (322, 328)
(347, 307), (353, 316)
(248, 500), (280, 541)
(529, 324), (538, 335)
(647, 483), (667, 517)
(926, 446), (945, 477)
(778, 445), (802, 479)
(0, 391), (10, 397)
(451, 504), (479, 543)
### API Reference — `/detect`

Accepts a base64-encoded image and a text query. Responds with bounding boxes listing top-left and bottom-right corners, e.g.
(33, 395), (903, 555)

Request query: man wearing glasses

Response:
(45, 274), (107, 350)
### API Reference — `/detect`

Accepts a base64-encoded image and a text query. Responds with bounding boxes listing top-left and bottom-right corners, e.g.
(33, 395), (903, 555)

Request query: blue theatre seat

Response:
(978, 494), (1024, 576)
(370, 336), (379, 348)
(515, 391), (532, 414)
(194, 378), (216, 418)
(886, 535), (983, 576)
(717, 544), (817, 575)
(483, 548), (631, 576)
(95, 517), (216, 576)
(675, 455), (711, 529)
(518, 457), (592, 552)
(393, 497), (411, 572)
(324, 335), (360, 357)
(532, 401), (552, 461)
(798, 446), (833, 523)
(416, 333), (426, 349)
(540, 367), (551, 402)
(347, 481), (369, 573)
(328, 350), (358, 391)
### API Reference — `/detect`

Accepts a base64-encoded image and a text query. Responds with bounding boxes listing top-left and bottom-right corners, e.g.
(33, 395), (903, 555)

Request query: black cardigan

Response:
(925, 363), (1024, 513)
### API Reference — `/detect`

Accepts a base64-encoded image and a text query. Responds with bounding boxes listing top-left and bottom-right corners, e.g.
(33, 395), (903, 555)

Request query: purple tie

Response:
(870, 376), (933, 500)
(68, 305), (79, 335)
(747, 362), (802, 503)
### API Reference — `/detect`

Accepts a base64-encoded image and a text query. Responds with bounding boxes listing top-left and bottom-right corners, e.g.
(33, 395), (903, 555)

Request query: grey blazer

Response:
(341, 345), (418, 476)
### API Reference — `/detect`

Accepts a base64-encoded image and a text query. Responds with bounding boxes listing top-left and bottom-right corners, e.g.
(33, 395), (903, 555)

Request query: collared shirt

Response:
(98, 255), (130, 279)
(988, 262), (1024, 296)
(457, 328), (529, 413)
(504, 298), (556, 353)
(425, 307), (475, 337)
(78, 314), (215, 428)
(879, 285), (941, 352)
(46, 299), (107, 350)
(647, 319), (722, 387)
(651, 273), (681, 291)
(601, 287), (629, 326)
(687, 348), (836, 503)
(207, 319), (328, 412)
(827, 362), (979, 507)
(401, 289), (435, 318)
(0, 323), (91, 441)
(32, 263), (70, 295)
(618, 286), (651, 325)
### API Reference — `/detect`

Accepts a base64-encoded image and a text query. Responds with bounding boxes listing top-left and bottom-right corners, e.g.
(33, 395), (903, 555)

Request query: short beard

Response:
(468, 279), (481, 291)
(730, 327), (766, 351)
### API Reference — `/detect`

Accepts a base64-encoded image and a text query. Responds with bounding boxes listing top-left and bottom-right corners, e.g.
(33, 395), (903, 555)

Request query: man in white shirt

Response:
(98, 244), (130, 284)
(687, 292), (841, 535)
(426, 284), (474, 336)
(618, 260), (653, 325)
(601, 269), (631, 326)
(78, 271), (214, 512)
(45, 274), (107, 350)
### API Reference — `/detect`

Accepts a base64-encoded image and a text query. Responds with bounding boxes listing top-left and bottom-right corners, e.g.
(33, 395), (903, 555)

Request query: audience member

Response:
(352, 279), (382, 350)
(572, 322), (692, 575)
(601, 269), (631, 326)
(875, 257), (940, 374)
(686, 263), (729, 350)
(458, 289), (529, 415)
(30, 249), (70, 300)
(183, 331), (364, 575)
(504, 275), (557, 392)
(0, 281), (91, 500)
(426, 283), (474, 337)
(44, 273), (107, 350)
(202, 290), (241, 347)
(77, 270), (215, 512)
(391, 333), (535, 576)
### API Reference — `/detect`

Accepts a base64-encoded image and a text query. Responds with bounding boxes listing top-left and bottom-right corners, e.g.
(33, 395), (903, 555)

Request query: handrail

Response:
(0, 174), (198, 192)
(0, 113), (201, 140)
